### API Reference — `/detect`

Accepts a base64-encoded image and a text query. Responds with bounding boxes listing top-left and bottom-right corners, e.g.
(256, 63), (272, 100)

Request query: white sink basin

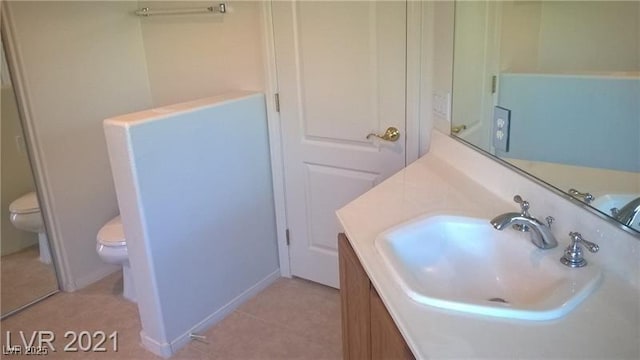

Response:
(375, 215), (602, 321)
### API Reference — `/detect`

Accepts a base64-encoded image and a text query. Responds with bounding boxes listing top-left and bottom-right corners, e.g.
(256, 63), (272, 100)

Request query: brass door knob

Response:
(366, 127), (400, 142)
(451, 125), (467, 134)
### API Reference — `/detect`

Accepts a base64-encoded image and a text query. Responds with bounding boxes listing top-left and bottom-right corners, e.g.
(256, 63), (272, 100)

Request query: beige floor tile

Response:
(173, 345), (211, 360)
(236, 277), (342, 351)
(80, 271), (125, 297)
(1, 271), (144, 359)
(1, 274), (342, 360)
(192, 311), (340, 360)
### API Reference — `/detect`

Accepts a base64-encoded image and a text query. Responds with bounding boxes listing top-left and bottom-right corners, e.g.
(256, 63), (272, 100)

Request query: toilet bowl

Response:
(96, 216), (135, 302)
(9, 192), (52, 264)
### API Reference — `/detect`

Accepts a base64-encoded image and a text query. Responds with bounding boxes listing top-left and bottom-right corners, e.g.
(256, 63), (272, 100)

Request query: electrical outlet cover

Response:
(493, 106), (511, 152)
(433, 91), (451, 122)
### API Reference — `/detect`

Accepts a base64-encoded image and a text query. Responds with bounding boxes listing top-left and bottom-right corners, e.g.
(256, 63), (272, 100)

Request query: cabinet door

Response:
(338, 233), (371, 359)
(370, 278), (415, 360)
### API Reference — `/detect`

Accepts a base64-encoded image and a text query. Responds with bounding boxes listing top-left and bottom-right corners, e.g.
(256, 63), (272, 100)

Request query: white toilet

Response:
(96, 216), (135, 302)
(9, 191), (52, 264)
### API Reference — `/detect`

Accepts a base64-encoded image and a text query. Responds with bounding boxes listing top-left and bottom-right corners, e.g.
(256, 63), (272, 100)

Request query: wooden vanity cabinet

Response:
(339, 233), (415, 360)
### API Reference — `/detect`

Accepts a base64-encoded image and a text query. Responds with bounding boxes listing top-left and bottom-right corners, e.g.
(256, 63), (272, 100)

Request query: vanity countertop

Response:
(336, 133), (640, 359)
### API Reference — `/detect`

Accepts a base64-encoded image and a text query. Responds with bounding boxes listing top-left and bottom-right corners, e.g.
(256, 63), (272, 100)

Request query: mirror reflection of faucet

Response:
(610, 197), (640, 230)
(490, 195), (558, 249)
(568, 188), (595, 204)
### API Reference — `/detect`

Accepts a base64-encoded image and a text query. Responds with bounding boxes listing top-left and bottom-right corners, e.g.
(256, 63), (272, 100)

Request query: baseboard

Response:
(63, 264), (119, 292)
(163, 269), (281, 356)
(140, 330), (173, 358)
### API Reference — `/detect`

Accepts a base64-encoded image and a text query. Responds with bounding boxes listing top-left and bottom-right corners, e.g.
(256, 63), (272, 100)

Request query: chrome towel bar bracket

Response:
(135, 3), (227, 17)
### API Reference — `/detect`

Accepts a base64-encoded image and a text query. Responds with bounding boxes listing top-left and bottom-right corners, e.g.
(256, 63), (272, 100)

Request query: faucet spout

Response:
(490, 212), (523, 230)
(613, 197), (640, 228)
(490, 213), (558, 249)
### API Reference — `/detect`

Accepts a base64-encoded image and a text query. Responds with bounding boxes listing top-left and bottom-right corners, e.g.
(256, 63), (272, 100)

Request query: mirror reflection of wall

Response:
(500, 1), (639, 73)
(452, 1), (640, 234)
(1, 40), (58, 317)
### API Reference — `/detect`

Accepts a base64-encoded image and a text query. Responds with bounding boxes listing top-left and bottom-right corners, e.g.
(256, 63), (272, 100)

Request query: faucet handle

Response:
(561, 232), (599, 268)
(513, 195), (530, 216)
(569, 232), (599, 253)
(545, 216), (555, 228)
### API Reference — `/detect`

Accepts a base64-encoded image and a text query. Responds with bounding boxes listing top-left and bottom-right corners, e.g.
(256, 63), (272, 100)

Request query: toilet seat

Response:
(97, 216), (126, 247)
(9, 192), (40, 215)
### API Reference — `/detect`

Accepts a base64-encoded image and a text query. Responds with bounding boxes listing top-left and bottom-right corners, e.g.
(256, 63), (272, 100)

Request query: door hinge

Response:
(275, 93), (280, 112)
(285, 228), (290, 246)
(491, 75), (497, 94)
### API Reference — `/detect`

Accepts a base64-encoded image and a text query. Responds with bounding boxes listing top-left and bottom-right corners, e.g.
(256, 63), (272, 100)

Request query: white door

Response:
(272, 1), (407, 287)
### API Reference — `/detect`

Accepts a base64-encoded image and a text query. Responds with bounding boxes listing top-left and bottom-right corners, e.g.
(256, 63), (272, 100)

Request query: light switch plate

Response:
(493, 106), (511, 152)
(433, 91), (451, 122)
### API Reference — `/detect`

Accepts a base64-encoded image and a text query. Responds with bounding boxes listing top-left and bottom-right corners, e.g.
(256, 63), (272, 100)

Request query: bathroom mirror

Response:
(451, 1), (640, 235)
(1, 39), (59, 317)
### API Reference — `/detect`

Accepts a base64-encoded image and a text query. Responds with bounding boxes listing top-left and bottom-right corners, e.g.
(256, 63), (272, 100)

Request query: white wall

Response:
(537, 1), (639, 73)
(501, 1), (640, 73)
(506, 158), (640, 196)
(4, 1), (153, 289)
(138, 1), (266, 106)
(420, 0), (455, 153)
(499, 1), (542, 73)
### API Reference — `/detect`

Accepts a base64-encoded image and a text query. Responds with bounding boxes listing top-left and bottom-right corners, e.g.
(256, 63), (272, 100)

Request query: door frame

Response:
(259, 1), (424, 278)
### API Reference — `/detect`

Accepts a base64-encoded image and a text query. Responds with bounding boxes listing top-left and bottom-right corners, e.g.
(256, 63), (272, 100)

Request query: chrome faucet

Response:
(490, 195), (558, 249)
(611, 197), (640, 228)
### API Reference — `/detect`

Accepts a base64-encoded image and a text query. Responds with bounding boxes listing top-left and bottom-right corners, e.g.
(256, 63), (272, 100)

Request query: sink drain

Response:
(488, 297), (509, 304)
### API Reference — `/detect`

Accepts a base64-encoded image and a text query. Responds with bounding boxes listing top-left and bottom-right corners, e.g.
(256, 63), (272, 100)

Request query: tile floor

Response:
(1, 245), (58, 314)
(0, 272), (342, 359)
